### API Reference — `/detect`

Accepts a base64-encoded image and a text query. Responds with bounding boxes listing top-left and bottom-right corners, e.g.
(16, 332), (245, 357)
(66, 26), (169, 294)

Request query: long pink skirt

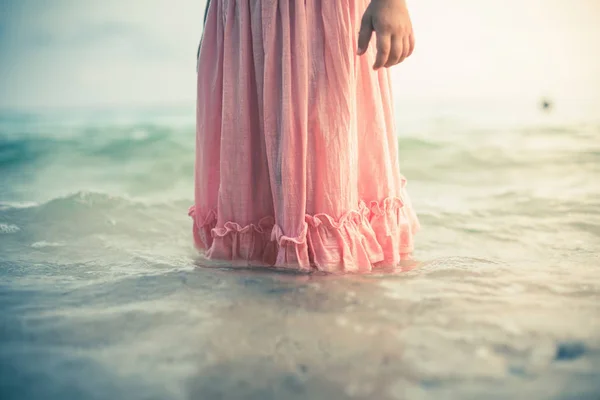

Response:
(189, 0), (420, 273)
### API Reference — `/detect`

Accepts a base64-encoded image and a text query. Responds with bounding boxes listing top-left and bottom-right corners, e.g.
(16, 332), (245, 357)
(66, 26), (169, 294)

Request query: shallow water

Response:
(1, 99), (599, 399)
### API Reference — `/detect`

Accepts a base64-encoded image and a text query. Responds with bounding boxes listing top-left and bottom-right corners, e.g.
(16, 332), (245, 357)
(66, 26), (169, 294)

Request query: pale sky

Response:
(0, 0), (599, 109)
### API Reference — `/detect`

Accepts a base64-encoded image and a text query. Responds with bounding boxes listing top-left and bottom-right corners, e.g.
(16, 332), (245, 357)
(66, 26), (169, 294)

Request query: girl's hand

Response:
(357, 0), (415, 70)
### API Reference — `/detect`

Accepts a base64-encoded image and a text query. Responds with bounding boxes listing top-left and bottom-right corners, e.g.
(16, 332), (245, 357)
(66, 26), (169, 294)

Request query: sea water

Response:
(1, 98), (599, 399)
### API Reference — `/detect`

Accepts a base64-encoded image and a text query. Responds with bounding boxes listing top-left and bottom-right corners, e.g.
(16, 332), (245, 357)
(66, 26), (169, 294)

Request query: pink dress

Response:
(189, 0), (420, 273)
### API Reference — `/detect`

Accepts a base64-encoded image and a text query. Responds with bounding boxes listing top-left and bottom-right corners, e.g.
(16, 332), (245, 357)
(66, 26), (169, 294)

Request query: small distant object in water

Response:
(541, 98), (552, 111)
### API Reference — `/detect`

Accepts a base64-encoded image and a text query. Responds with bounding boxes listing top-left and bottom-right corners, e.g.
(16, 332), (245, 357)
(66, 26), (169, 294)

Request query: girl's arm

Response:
(357, 0), (415, 69)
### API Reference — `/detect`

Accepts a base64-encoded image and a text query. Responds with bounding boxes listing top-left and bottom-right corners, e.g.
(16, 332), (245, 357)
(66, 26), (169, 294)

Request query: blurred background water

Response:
(1, 0), (600, 399)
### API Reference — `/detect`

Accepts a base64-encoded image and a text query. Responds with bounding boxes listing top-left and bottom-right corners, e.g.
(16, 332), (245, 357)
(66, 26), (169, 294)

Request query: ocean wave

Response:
(398, 136), (445, 150)
(83, 126), (189, 160)
(0, 223), (21, 234)
(0, 125), (192, 170)
(0, 137), (52, 168)
(5, 190), (188, 214)
(0, 191), (190, 239)
(31, 241), (66, 248)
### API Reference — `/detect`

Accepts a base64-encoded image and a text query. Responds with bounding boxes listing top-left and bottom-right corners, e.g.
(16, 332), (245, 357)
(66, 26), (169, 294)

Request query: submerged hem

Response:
(188, 193), (419, 273)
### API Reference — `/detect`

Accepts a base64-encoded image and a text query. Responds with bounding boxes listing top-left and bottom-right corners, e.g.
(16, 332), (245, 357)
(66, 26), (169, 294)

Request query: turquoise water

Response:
(1, 99), (599, 399)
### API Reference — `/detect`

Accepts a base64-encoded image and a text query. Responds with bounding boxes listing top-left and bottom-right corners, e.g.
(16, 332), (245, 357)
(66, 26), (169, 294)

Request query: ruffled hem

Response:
(188, 190), (419, 273)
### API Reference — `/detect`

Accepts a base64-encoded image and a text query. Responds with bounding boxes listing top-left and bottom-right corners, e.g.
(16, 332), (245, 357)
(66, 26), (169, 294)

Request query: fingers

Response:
(373, 33), (391, 70)
(408, 33), (415, 57)
(357, 14), (373, 55)
(383, 33), (415, 67)
(378, 33), (415, 68)
(384, 35), (403, 68)
(400, 35), (410, 63)
(359, 11), (415, 68)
